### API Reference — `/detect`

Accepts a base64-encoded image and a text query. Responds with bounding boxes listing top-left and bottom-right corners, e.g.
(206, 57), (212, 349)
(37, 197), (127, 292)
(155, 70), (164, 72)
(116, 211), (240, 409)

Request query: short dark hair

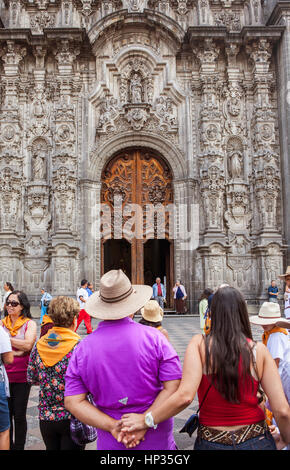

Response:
(81, 279), (88, 286)
(198, 288), (214, 303)
(7, 291), (32, 319)
(5, 282), (14, 291)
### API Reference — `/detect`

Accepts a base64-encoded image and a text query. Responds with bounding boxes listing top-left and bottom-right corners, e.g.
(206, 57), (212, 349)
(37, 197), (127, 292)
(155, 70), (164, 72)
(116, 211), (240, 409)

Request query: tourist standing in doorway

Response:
(268, 280), (279, 303)
(75, 280), (92, 335)
(279, 266), (290, 320)
(173, 281), (187, 315)
(0, 291), (37, 450)
(152, 277), (166, 309)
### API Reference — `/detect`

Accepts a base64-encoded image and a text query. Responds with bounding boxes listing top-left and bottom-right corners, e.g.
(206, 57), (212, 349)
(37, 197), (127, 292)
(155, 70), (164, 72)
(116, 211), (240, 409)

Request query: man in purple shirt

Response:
(64, 269), (182, 450)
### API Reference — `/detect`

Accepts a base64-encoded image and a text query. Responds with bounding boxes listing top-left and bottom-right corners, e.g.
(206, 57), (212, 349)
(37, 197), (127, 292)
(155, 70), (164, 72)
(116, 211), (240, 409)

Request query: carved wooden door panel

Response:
(101, 149), (173, 290)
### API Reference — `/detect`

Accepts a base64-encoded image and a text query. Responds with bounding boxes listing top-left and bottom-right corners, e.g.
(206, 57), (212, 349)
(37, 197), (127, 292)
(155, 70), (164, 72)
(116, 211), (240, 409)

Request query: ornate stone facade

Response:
(0, 0), (289, 309)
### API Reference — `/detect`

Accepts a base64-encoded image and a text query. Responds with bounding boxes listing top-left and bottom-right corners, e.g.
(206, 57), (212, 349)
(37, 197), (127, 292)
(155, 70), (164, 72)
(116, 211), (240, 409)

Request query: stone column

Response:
(268, 3), (290, 266)
(0, 40), (26, 291)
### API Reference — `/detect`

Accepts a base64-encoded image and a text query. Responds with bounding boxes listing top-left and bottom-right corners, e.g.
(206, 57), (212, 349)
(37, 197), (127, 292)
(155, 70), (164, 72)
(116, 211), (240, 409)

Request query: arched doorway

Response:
(101, 148), (174, 307)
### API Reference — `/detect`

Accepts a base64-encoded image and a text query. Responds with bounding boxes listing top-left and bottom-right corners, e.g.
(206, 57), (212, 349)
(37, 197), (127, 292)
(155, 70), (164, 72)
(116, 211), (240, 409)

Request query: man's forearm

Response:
(65, 397), (116, 432)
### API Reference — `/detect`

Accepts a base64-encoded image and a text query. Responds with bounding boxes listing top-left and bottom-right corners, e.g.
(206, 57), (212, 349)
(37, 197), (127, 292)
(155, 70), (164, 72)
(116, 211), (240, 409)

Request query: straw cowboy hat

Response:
(85, 269), (153, 320)
(278, 266), (290, 280)
(249, 301), (290, 328)
(141, 300), (164, 323)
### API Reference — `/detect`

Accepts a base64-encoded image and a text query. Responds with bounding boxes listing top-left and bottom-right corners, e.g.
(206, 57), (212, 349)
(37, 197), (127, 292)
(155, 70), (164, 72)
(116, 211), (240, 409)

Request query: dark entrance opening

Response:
(144, 239), (172, 307)
(103, 239), (132, 280)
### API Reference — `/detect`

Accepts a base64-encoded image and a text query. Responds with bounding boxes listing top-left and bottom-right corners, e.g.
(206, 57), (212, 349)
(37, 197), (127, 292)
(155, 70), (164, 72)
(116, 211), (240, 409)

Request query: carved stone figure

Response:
(32, 151), (46, 180)
(229, 151), (243, 179)
(129, 73), (143, 103)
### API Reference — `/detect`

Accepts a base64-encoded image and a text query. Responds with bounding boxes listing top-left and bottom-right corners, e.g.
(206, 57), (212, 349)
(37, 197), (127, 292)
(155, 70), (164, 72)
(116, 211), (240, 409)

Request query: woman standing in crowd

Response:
(39, 288), (52, 325)
(139, 300), (169, 341)
(27, 296), (84, 450)
(2, 283), (14, 319)
(0, 291), (37, 450)
(198, 288), (213, 330)
(0, 325), (13, 450)
(173, 280), (187, 315)
(27, 296), (84, 451)
(120, 286), (290, 450)
(64, 269), (182, 450)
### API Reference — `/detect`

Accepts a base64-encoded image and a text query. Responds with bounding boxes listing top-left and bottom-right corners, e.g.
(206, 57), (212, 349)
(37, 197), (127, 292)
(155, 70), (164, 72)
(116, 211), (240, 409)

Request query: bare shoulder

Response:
(27, 319), (37, 331)
(188, 333), (204, 349)
(255, 341), (267, 355)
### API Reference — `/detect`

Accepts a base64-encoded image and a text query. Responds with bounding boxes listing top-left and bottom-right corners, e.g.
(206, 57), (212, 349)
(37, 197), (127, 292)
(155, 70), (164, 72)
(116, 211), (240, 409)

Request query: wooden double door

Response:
(101, 149), (174, 306)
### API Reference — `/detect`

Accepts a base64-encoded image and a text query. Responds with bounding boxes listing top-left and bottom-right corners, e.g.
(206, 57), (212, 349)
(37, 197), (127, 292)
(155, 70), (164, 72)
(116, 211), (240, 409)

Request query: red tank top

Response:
(198, 356), (265, 427)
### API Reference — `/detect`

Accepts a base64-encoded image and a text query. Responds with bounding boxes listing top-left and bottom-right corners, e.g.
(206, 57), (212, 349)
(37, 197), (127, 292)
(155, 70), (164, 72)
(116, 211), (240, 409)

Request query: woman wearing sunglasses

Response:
(0, 291), (37, 450)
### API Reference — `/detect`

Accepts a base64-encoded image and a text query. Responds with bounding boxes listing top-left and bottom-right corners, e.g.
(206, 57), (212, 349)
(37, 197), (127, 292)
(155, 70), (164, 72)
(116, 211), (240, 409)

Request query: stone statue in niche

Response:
(129, 73), (143, 103)
(32, 152), (46, 180)
(229, 150), (243, 179)
(32, 140), (47, 181)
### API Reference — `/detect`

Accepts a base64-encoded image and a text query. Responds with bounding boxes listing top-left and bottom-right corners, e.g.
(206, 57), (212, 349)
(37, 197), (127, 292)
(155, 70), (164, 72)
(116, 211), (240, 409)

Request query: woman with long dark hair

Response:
(0, 291), (37, 450)
(120, 286), (290, 450)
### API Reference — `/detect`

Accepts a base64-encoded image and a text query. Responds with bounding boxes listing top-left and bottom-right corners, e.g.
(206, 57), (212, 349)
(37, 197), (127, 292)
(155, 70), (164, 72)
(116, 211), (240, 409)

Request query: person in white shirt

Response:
(75, 279), (92, 334)
(0, 325), (13, 450)
(278, 266), (290, 320)
(250, 302), (290, 448)
(250, 302), (289, 369)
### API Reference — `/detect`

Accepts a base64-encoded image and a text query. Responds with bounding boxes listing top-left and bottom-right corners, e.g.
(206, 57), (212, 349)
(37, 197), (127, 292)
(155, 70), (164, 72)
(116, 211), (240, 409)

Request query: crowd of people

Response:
(0, 268), (289, 452)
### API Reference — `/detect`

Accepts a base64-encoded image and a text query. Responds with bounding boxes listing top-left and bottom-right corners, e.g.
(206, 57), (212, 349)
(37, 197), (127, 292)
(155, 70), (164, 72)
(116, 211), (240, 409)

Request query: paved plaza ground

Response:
(24, 314), (263, 451)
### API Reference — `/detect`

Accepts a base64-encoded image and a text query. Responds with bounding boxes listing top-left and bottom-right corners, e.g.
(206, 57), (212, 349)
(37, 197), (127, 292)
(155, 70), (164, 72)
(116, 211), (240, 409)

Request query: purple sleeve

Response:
(157, 335), (182, 382)
(64, 346), (89, 397)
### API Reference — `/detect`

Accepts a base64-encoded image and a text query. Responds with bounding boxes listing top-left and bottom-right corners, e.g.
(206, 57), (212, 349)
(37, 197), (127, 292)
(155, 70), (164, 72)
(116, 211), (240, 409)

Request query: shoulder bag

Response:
(70, 394), (98, 446)
(179, 383), (212, 437)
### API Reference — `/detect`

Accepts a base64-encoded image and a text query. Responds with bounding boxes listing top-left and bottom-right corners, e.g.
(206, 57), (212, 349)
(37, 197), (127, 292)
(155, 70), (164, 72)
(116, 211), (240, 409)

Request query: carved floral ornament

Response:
(30, 11), (55, 30)
(0, 41), (27, 66)
(214, 10), (241, 31)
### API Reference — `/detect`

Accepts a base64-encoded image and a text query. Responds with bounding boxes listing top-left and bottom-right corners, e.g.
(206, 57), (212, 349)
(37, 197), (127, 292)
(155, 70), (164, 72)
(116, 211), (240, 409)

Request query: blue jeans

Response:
(0, 381), (10, 433)
(154, 296), (164, 309)
(40, 305), (48, 324)
(194, 431), (276, 450)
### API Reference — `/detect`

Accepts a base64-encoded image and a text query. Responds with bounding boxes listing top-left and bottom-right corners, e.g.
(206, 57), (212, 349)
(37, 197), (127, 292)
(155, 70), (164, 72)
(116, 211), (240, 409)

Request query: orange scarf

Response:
(36, 327), (80, 367)
(262, 327), (288, 346)
(41, 314), (53, 326)
(203, 316), (211, 336)
(2, 315), (30, 337)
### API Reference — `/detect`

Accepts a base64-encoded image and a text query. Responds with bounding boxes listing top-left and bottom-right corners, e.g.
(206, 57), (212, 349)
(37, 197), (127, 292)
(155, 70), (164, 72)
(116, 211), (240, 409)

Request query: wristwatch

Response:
(144, 412), (158, 430)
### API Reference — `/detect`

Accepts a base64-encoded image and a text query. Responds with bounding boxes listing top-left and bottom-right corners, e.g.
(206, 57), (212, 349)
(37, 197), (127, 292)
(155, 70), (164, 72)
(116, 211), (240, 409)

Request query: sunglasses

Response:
(6, 301), (20, 307)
